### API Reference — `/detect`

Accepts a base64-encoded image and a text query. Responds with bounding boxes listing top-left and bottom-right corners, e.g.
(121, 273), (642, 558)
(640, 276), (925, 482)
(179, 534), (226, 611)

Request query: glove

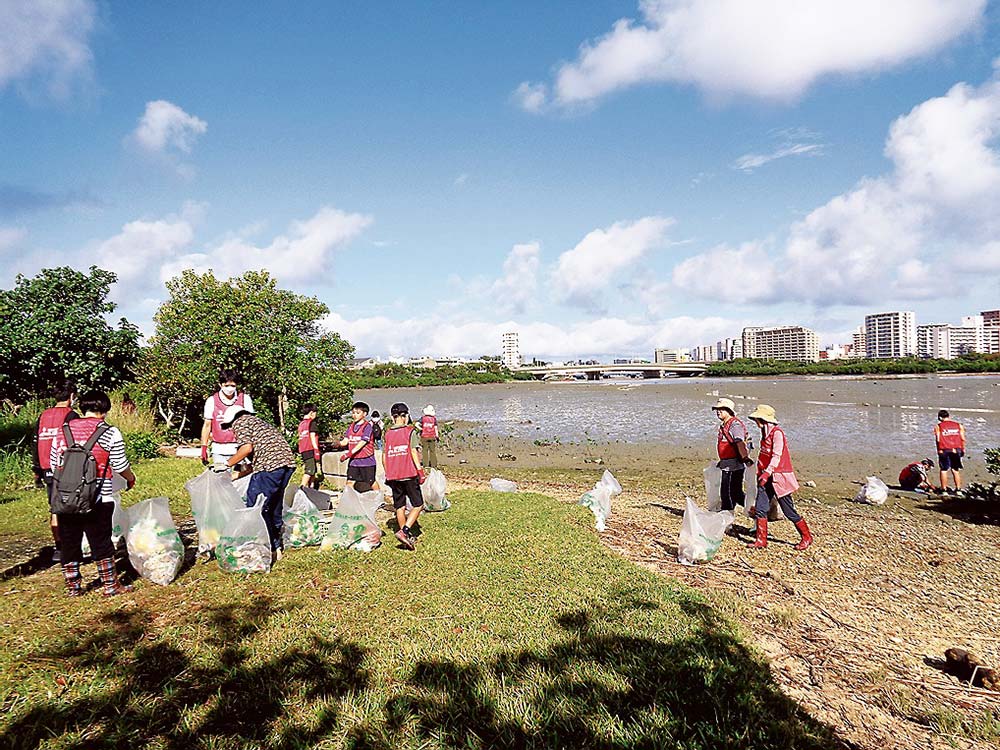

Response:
(339, 453), (349, 463)
(313, 450), (321, 462)
(758, 472), (770, 487)
(418, 469), (426, 484)
(200, 445), (209, 464)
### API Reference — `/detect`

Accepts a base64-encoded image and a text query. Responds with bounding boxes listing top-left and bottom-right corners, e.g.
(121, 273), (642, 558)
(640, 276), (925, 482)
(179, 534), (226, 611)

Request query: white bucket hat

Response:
(424, 405), (435, 416)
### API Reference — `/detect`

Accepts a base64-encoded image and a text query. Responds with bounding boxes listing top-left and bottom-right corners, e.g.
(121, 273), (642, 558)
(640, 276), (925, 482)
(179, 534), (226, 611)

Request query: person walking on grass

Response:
(747, 404), (813, 551)
(35, 383), (78, 562)
(711, 397), (752, 512)
(297, 404), (322, 489)
(221, 405), (295, 563)
(49, 390), (135, 597)
(201, 369), (254, 477)
(338, 401), (380, 492)
(383, 402), (426, 550)
(417, 404), (439, 469)
(934, 409), (966, 493)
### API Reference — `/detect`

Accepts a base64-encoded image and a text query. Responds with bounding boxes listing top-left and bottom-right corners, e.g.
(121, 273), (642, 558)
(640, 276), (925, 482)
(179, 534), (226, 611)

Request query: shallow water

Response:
(358, 374), (1000, 457)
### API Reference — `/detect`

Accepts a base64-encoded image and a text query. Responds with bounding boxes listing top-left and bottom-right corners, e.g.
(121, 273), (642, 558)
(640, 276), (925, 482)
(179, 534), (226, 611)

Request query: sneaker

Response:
(51, 549), (61, 563)
(395, 529), (415, 550)
(273, 548), (283, 563)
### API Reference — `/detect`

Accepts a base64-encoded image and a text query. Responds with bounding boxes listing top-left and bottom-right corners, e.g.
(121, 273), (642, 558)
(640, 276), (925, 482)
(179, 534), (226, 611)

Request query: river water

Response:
(357, 374), (1000, 457)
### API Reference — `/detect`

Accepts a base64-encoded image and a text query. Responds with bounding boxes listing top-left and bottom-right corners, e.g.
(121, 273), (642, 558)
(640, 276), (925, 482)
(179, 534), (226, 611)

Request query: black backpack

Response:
(371, 419), (383, 442)
(51, 422), (111, 514)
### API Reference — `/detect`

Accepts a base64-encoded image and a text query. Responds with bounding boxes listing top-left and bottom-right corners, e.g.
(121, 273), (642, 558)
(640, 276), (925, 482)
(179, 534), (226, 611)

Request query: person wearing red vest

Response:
(35, 383), (79, 561)
(201, 369), (254, 476)
(747, 404), (813, 551)
(297, 404), (322, 489)
(934, 410), (967, 492)
(417, 404), (439, 469)
(337, 401), (379, 491)
(49, 390), (136, 597)
(898, 458), (934, 491)
(711, 397), (752, 512)
(383, 402), (426, 550)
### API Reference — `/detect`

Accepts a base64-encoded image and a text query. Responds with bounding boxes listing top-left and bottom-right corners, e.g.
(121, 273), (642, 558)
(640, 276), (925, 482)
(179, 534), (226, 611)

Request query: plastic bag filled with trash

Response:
(126, 497), (185, 585)
(703, 464), (757, 517)
(489, 478), (517, 493)
(185, 469), (245, 554)
(855, 475), (889, 505)
(677, 498), (734, 565)
(282, 490), (324, 548)
(217, 496), (272, 573)
(577, 470), (622, 532)
(232, 474), (251, 502)
(320, 486), (383, 552)
(422, 468), (450, 511)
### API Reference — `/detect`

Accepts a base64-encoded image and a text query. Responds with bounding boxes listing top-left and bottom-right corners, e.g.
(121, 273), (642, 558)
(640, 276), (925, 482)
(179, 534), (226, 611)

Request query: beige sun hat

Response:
(711, 397), (736, 412)
(748, 404), (778, 423)
(424, 405), (436, 416)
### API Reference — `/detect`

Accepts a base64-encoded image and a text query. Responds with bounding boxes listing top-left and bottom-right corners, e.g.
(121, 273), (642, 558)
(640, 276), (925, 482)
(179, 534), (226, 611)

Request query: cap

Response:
(712, 397), (736, 413)
(748, 404), (779, 423)
(390, 402), (409, 417)
(922, 457), (934, 467)
(220, 404), (253, 428)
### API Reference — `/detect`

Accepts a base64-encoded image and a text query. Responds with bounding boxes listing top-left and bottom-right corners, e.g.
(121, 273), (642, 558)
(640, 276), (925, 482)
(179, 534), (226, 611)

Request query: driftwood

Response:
(944, 648), (999, 691)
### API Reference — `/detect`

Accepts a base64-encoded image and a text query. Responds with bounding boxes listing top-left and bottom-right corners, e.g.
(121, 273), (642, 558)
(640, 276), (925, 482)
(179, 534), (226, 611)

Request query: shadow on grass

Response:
(1, 593), (847, 749)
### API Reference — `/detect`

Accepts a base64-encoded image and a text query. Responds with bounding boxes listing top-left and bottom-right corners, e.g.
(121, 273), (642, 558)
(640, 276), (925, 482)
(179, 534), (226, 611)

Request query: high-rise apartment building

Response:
(501, 331), (521, 370)
(865, 311), (916, 358)
(741, 326), (819, 362)
(918, 321), (982, 359)
(741, 327), (763, 359)
(850, 326), (866, 358)
(981, 309), (1000, 354)
(654, 348), (690, 363)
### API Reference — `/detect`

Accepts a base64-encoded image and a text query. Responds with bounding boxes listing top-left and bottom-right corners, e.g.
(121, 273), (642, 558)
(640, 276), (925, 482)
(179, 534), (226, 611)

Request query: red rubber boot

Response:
(748, 517), (768, 549)
(793, 519), (813, 551)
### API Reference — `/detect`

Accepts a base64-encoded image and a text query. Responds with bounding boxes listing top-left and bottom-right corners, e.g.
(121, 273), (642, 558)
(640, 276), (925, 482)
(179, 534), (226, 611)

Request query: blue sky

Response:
(2, 1), (1000, 360)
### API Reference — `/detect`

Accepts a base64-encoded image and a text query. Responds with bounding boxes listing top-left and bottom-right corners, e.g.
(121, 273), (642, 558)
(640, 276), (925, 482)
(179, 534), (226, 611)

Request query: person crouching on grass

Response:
(747, 404), (813, 551)
(383, 402), (426, 550)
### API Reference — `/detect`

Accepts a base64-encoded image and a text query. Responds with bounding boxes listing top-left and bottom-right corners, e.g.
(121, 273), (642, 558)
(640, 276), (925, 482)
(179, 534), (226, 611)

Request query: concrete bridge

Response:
(518, 362), (707, 380)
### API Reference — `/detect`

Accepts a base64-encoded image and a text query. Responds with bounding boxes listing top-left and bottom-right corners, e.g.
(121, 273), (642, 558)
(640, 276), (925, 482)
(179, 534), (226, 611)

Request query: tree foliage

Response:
(139, 270), (354, 433)
(707, 354), (1000, 378)
(349, 362), (528, 389)
(0, 267), (140, 401)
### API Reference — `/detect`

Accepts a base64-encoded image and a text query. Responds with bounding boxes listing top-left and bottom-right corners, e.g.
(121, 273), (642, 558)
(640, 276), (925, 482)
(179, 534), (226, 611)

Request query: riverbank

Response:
(707, 355), (1000, 378)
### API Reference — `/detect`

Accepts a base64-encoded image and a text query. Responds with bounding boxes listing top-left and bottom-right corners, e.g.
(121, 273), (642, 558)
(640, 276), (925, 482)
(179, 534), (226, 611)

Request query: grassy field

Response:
(0, 458), (842, 749)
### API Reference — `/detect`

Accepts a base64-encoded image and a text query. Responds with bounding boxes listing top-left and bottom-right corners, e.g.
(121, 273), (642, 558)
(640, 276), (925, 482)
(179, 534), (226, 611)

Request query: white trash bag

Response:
(282, 490), (324, 548)
(232, 473), (251, 502)
(320, 486), (383, 552)
(126, 497), (185, 585)
(677, 498), (734, 565)
(578, 470), (623, 532)
(185, 469), (245, 553)
(422, 468), (450, 512)
(855, 476), (889, 505)
(703, 464), (758, 518)
(489, 478), (518, 493)
(217, 496), (272, 573)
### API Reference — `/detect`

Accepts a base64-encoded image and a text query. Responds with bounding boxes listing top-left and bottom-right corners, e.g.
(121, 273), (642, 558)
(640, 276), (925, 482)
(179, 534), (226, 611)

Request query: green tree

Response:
(0, 267), (140, 402)
(139, 270), (354, 433)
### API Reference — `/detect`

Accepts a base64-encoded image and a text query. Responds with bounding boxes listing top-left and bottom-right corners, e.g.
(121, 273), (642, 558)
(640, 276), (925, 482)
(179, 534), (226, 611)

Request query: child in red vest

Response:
(417, 404), (439, 469)
(338, 401), (379, 492)
(297, 404), (321, 489)
(383, 402), (426, 550)
(201, 369), (254, 476)
(934, 410), (966, 493)
(35, 383), (78, 561)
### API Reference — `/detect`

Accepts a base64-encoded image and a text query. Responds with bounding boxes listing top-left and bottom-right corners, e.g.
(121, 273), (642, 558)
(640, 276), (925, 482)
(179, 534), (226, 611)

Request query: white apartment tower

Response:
(501, 331), (521, 370)
(865, 311), (916, 358)
(850, 326), (866, 358)
(742, 326), (820, 362)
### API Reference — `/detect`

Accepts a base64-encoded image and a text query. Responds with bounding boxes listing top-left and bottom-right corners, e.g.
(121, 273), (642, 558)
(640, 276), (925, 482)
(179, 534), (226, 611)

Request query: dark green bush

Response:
(123, 432), (162, 463)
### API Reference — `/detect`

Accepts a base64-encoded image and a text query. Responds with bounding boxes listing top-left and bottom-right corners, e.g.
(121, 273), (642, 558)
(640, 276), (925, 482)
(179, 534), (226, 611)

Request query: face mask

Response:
(221, 385), (237, 398)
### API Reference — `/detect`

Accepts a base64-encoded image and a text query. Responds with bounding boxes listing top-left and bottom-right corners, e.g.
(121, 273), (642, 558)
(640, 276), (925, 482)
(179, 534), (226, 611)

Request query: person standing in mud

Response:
(417, 405), (439, 469)
(711, 397), (752, 512)
(747, 405), (813, 551)
(934, 410), (966, 493)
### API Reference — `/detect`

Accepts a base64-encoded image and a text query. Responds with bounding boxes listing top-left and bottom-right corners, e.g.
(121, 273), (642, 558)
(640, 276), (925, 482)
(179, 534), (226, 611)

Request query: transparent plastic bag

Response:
(677, 498), (734, 565)
(320, 486), (383, 552)
(232, 474), (251, 502)
(217, 496), (272, 573)
(578, 470), (622, 532)
(282, 490), (324, 547)
(855, 475), (889, 505)
(185, 469), (245, 553)
(126, 497), (184, 585)
(422, 468), (450, 511)
(490, 478), (517, 493)
(704, 464), (757, 517)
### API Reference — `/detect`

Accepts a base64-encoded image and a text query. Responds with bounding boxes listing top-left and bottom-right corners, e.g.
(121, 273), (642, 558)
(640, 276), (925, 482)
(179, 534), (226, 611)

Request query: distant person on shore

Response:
(35, 383), (78, 562)
(297, 404), (321, 489)
(747, 405), (813, 551)
(711, 397), (752, 512)
(898, 458), (935, 492)
(934, 410), (966, 493)
(417, 405), (439, 469)
(383, 402), (425, 550)
(201, 369), (254, 477)
(338, 401), (380, 492)
(370, 410), (384, 451)
(120, 392), (137, 415)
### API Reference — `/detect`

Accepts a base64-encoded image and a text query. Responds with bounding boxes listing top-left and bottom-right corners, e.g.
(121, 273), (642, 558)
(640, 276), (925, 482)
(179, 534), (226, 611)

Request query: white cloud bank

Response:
(517, 0), (985, 110)
(132, 100), (208, 155)
(0, 0), (97, 97)
(490, 242), (541, 315)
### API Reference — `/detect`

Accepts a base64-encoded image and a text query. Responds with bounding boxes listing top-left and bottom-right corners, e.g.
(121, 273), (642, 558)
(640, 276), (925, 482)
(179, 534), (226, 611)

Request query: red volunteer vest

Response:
(346, 420), (375, 460)
(899, 462), (922, 486)
(757, 424), (794, 475)
(936, 420), (963, 451)
(210, 392), (246, 444)
(37, 405), (73, 470)
(297, 418), (314, 453)
(57, 417), (112, 481)
(717, 416), (746, 461)
(420, 415), (438, 440)
(384, 426), (418, 480)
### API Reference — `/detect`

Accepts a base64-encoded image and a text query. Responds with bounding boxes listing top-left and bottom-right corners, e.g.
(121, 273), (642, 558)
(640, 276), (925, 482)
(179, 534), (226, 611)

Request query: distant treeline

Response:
(349, 363), (535, 389)
(707, 354), (1000, 377)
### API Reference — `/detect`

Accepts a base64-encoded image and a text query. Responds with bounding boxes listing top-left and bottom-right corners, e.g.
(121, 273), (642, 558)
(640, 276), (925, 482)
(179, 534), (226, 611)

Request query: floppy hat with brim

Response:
(220, 404), (253, 428)
(712, 397), (736, 412)
(748, 404), (778, 423)
(424, 405), (435, 416)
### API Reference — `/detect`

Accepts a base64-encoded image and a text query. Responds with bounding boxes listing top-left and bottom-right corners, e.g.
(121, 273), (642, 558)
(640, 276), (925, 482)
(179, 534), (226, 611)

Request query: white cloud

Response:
(0, 0), (96, 98)
(552, 216), (674, 309)
(518, 0), (985, 110)
(453, 173), (469, 187)
(96, 216), (195, 291)
(733, 142), (824, 172)
(489, 242), (540, 315)
(132, 100), (208, 155)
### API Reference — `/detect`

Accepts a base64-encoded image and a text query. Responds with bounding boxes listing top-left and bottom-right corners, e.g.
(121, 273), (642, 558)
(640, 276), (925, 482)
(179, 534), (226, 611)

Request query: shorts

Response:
(301, 451), (318, 475)
(211, 442), (242, 469)
(347, 464), (376, 484)
(939, 451), (963, 471)
(386, 477), (423, 510)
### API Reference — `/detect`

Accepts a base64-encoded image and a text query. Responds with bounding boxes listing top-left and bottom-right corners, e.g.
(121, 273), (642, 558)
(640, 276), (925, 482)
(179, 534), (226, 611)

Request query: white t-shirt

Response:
(203, 392), (254, 421)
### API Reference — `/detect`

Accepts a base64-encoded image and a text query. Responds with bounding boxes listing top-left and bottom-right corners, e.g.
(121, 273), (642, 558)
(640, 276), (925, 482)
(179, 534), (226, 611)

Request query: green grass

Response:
(0, 459), (842, 749)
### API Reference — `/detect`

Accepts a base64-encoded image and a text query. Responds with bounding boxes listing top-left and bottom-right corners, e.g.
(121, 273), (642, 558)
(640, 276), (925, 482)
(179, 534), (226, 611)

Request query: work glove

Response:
(339, 453), (349, 463)
(200, 445), (209, 464)
(758, 472), (770, 487)
(313, 450), (321, 462)
(418, 469), (426, 484)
